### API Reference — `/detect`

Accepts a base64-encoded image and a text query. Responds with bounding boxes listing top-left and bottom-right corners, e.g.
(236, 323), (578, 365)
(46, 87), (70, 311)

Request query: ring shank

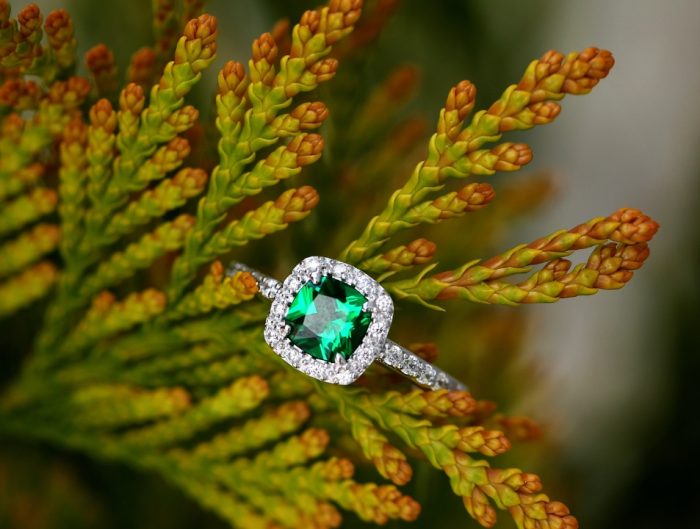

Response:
(380, 341), (466, 390)
(227, 262), (466, 391)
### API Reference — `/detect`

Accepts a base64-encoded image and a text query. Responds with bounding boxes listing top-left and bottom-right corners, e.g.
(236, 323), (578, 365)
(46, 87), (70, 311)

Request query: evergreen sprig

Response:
(0, 1), (659, 528)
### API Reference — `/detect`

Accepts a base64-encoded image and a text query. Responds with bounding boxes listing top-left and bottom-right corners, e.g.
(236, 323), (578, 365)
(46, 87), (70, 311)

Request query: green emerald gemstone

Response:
(284, 275), (372, 363)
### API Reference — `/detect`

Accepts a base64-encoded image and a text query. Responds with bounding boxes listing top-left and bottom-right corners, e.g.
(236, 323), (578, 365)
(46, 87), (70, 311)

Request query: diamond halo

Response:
(264, 256), (394, 384)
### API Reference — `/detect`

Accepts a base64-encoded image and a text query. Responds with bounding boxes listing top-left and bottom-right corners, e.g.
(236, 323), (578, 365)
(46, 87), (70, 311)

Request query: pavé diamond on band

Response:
(227, 257), (466, 391)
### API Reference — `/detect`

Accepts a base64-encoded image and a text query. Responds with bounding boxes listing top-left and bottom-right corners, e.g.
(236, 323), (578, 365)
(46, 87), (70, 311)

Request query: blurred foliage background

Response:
(1, 0), (698, 528)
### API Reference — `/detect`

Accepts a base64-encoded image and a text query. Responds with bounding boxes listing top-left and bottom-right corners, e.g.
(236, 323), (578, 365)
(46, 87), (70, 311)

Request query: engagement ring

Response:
(227, 257), (466, 391)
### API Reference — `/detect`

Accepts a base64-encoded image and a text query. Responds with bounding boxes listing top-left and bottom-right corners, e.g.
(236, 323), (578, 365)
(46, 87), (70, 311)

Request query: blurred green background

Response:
(1, 0), (698, 527)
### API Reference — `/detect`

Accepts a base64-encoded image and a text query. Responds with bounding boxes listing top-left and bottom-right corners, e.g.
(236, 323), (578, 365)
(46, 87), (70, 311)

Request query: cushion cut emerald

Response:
(284, 275), (372, 362)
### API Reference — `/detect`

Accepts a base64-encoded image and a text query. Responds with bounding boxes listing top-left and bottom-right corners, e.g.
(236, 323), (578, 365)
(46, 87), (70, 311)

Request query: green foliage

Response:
(0, 1), (659, 528)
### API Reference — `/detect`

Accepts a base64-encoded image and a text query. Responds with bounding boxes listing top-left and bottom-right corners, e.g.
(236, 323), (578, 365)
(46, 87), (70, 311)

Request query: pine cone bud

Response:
(89, 98), (117, 132)
(563, 47), (614, 94)
(153, 137), (191, 171)
(516, 472), (543, 494)
(604, 207), (659, 244)
(44, 9), (73, 48)
(456, 427), (511, 456)
(545, 501), (578, 529)
(374, 485), (421, 522)
(482, 429), (511, 456)
(172, 167), (208, 198)
(291, 101), (329, 130)
(119, 83), (145, 115)
(17, 4), (42, 42)
(588, 242), (650, 289)
(390, 238), (436, 267)
(287, 133), (324, 166)
(308, 58), (339, 83)
(279, 186), (320, 223)
(377, 443), (412, 485)
(179, 14), (218, 70)
(454, 182), (496, 212)
(492, 142), (533, 171)
(300, 9), (321, 34)
(326, 0), (363, 44)
(617, 242), (650, 271)
(251, 33), (278, 84)
(218, 60), (248, 96)
(252, 32), (278, 64)
(40, 8), (75, 71)
(408, 389), (477, 417)
(446, 80), (477, 121)
(167, 105), (199, 132)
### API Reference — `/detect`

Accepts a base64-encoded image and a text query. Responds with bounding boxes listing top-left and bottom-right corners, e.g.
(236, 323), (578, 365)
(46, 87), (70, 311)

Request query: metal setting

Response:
(227, 257), (466, 391)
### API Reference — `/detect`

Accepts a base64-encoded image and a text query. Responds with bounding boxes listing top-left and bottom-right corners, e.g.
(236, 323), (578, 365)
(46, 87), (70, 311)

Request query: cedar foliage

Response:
(0, 1), (658, 528)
